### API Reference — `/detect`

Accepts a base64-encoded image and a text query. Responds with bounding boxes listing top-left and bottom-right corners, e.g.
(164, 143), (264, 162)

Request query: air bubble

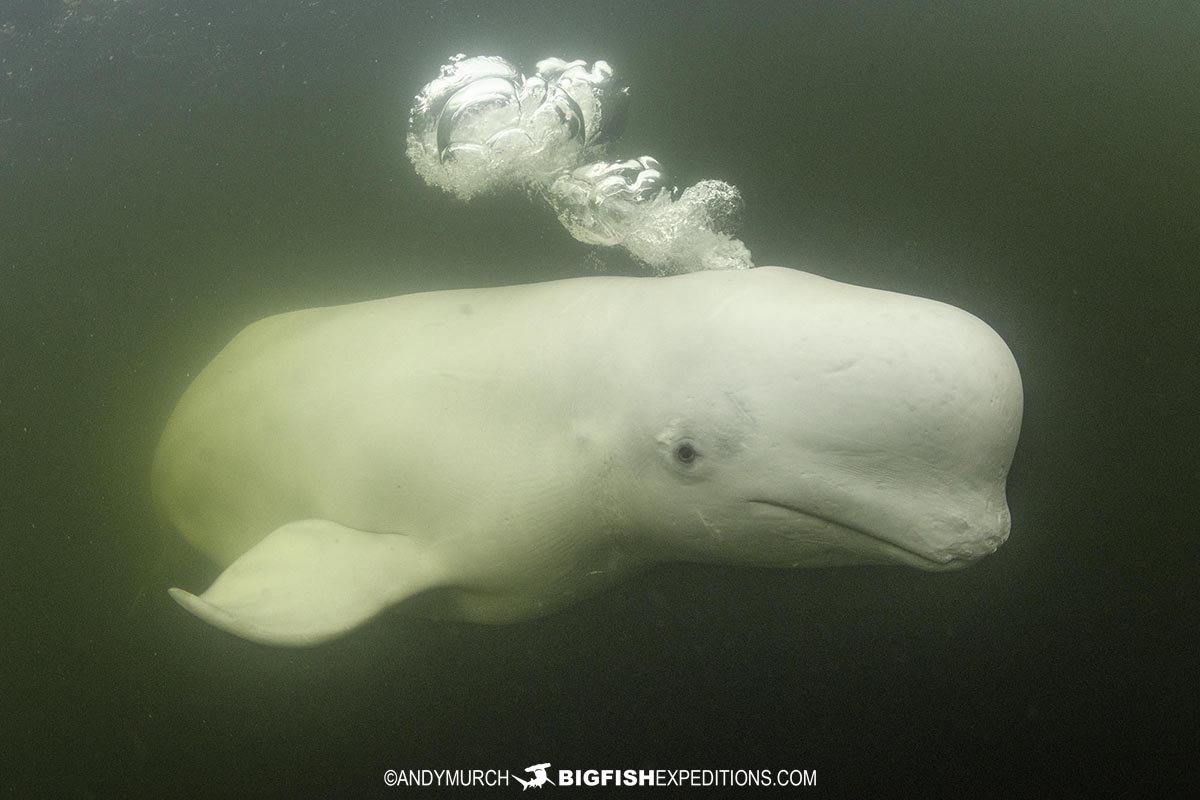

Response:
(408, 54), (754, 273)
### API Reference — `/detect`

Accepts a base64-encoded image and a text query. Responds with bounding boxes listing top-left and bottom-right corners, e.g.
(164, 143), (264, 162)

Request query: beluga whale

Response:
(154, 266), (1023, 646)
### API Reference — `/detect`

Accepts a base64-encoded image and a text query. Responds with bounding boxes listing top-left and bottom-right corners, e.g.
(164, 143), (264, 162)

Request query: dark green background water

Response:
(3, 1), (1196, 796)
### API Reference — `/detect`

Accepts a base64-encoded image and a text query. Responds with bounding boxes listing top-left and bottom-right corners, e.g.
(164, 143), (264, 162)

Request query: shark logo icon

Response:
(515, 763), (553, 790)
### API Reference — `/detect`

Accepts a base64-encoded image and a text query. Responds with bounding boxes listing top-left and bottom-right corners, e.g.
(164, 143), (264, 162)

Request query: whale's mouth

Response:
(747, 499), (965, 570)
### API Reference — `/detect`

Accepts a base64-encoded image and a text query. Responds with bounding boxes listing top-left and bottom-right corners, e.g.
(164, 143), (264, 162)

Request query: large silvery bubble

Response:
(548, 157), (669, 246)
(408, 54), (626, 198)
(547, 161), (751, 274)
(407, 53), (754, 274)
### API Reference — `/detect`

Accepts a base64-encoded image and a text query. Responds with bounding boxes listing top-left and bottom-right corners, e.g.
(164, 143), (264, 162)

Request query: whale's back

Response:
(151, 280), (617, 567)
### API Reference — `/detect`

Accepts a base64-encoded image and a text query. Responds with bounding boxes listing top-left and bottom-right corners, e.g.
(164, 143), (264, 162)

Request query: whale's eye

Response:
(674, 442), (698, 464)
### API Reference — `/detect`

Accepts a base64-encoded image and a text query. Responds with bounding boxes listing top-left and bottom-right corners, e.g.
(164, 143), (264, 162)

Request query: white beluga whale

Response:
(154, 266), (1023, 646)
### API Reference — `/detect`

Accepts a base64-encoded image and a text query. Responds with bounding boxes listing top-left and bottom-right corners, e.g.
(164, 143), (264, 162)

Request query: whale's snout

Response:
(711, 268), (1024, 572)
(835, 301), (1021, 571)
(908, 501), (1012, 570)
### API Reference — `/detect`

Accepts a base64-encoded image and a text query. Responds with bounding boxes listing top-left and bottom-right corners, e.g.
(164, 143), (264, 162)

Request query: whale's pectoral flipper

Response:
(168, 519), (439, 647)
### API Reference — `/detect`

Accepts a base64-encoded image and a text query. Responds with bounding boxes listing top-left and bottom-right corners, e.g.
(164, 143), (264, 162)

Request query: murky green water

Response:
(3, 1), (1196, 796)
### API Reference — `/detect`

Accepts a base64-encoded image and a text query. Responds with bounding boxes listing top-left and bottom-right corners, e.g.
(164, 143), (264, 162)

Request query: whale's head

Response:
(612, 266), (1023, 571)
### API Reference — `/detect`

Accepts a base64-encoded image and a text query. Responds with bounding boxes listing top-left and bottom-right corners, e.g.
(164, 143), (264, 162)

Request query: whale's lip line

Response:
(746, 498), (951, 567)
